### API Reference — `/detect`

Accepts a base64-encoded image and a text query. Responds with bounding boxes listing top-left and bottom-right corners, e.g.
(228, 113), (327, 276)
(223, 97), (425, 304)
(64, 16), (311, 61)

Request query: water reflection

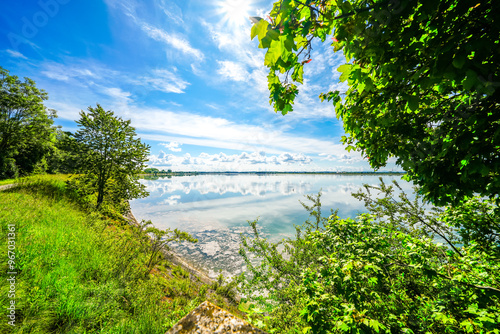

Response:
(130, 173), (412, 278)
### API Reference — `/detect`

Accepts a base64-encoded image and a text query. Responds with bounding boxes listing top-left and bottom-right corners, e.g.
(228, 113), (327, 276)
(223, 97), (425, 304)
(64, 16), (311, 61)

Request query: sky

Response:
(0, 0), (400, 172)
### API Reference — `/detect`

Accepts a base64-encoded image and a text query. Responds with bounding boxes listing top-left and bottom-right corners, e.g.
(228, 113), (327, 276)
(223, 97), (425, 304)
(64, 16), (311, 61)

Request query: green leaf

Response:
(292, 64), (304, 84)
(338, 64), (351, 74)
(338, 64), (351, 82)
(251, 19), (269, 42)
(369, 319), (381, 333)
(264, 43), (283, 66)
(268, 28), (280, 41)
(284, 34), (295, 52)
(463, 70), (479, 91)
(407, 95), (419, 112)
(452, 53), (466, 69)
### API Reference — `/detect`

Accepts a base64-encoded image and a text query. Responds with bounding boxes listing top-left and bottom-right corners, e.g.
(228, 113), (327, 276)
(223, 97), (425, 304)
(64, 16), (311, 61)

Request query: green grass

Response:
(0, 178), (17, 186)
(0, 175), (240, 333)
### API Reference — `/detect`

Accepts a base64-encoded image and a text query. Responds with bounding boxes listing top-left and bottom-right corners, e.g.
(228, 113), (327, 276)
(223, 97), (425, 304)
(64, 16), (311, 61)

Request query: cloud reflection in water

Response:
(130, 174), (412, 278)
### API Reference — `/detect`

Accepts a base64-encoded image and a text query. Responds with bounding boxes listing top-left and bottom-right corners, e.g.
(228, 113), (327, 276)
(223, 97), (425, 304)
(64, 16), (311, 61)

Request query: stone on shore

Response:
(166, 301), (268, 334)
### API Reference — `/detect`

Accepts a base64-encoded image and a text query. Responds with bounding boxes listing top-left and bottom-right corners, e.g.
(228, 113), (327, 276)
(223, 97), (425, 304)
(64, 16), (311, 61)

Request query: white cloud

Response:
(278, 152), (312, 164)
(140, 69), (190, 93)
(43, 71), (70, 81)
(6, 49), (28, 59)
(161, 195), (181, 205)
(319, 152), (363, 165)
(148, 150), (314, 171)
(103, 87), (132, 102)
(40, 61), (104, 82)
(216, 60), (249, 82)
(141, 24), (204, 61)
(160, 141), (182, 152)
(45, 101), (82, 122)
(123, 106), (348, 155)
(157, 0), (184, 25)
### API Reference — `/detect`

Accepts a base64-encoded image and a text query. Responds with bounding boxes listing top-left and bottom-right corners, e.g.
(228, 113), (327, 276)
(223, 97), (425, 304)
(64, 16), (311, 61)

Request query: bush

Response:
(238, 182), (500, 333)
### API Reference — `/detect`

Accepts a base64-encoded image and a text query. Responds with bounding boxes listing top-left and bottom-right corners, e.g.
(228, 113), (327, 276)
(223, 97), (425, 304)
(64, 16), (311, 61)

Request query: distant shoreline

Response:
(139, 171), (406, 177)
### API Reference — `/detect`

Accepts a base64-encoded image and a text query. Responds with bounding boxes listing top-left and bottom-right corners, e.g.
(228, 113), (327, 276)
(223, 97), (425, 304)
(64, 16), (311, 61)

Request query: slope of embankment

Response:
(0, 175), (241, 333)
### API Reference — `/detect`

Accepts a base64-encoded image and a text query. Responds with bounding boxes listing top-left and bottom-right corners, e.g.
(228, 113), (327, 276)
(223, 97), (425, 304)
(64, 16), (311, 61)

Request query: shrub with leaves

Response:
(238, 183), (500, 333)
(134, 219), (197, 270)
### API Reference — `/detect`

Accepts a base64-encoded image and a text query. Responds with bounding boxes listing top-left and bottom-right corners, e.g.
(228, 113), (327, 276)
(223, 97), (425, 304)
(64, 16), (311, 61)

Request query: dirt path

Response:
(0, 183), (17, 191)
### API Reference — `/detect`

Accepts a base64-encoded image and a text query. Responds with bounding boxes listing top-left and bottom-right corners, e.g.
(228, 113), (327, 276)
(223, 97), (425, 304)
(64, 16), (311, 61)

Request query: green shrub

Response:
(238, 182), (500, 333)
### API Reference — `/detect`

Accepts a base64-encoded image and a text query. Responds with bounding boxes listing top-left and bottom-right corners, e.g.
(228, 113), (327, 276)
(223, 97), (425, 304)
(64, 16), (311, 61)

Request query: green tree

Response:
(74, 104), (150, 209)
(252, 0), (500, 204)
(143, 167), (160, 174)
(46, 129), (80, 174)
(0, 66), (57, 179)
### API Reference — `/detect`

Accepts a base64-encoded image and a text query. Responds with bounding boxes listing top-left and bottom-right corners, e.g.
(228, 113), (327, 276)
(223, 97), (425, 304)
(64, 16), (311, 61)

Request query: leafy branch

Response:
(135, 219), (197, 271)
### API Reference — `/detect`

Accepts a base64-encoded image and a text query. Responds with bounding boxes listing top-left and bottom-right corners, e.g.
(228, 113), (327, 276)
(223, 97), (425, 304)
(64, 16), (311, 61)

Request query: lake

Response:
(129, 173), (413, 278)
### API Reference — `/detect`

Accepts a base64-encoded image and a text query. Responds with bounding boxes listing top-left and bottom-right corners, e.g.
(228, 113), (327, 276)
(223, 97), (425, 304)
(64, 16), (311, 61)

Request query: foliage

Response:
(0, 66), (57, 179)
(134, 219), (198, 270)
(0, 175), (240, 333)
(441, 196), (500, 256)
(238, 193), (334, 332)
(251, 0), (500, 204)
(351, 178), (460, 254)
(239, 187), (500, 333)
(0, 178), (17, 186)
(46, 130), (80, 174)
(144, 167), (161, 174)
(74, 104), (150, 209)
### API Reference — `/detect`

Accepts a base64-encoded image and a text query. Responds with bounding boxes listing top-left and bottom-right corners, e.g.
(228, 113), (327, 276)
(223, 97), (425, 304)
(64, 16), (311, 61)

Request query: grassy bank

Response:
(0, 175), (239, 333)
(0, 178), (16, 186)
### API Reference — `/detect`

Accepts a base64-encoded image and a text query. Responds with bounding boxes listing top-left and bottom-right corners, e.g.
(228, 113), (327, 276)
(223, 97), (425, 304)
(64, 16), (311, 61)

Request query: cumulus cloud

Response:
(161, 195), (181, 206)
(279, 153), (312, 164)
(148, 150), (313, 171)
(319, 153), (361, 165)
(160, 141), (182, 152)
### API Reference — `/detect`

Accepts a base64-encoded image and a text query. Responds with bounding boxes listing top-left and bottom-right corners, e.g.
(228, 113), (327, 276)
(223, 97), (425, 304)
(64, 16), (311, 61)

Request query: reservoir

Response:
(129, 173), (413, 278)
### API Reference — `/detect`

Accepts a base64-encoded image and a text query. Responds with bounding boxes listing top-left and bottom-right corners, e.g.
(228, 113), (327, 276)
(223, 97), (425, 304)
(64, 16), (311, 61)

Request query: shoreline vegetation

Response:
(0, 175), (243, 333)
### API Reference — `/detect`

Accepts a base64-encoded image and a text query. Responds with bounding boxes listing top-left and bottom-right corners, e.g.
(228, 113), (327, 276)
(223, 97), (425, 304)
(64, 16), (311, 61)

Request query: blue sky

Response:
(0, 0), (399, 172)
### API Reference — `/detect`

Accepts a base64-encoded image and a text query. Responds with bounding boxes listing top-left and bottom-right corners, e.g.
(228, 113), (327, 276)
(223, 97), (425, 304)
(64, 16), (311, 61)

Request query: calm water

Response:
(130, 173), (413, 278)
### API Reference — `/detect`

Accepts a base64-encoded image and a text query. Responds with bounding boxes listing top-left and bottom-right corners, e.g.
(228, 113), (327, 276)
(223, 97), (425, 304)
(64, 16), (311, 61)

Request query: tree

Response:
(46, 130), (80, 174)
(252, 0), (500, 204)
(74, 104), (150, 209)
(0, 67), (57, 179)
(143, 167), (160, 174)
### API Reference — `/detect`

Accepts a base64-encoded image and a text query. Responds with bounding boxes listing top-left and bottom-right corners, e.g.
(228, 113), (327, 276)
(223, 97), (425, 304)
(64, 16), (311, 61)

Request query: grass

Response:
(0, 175), (241, 333)
(0, 178), (17, 186)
